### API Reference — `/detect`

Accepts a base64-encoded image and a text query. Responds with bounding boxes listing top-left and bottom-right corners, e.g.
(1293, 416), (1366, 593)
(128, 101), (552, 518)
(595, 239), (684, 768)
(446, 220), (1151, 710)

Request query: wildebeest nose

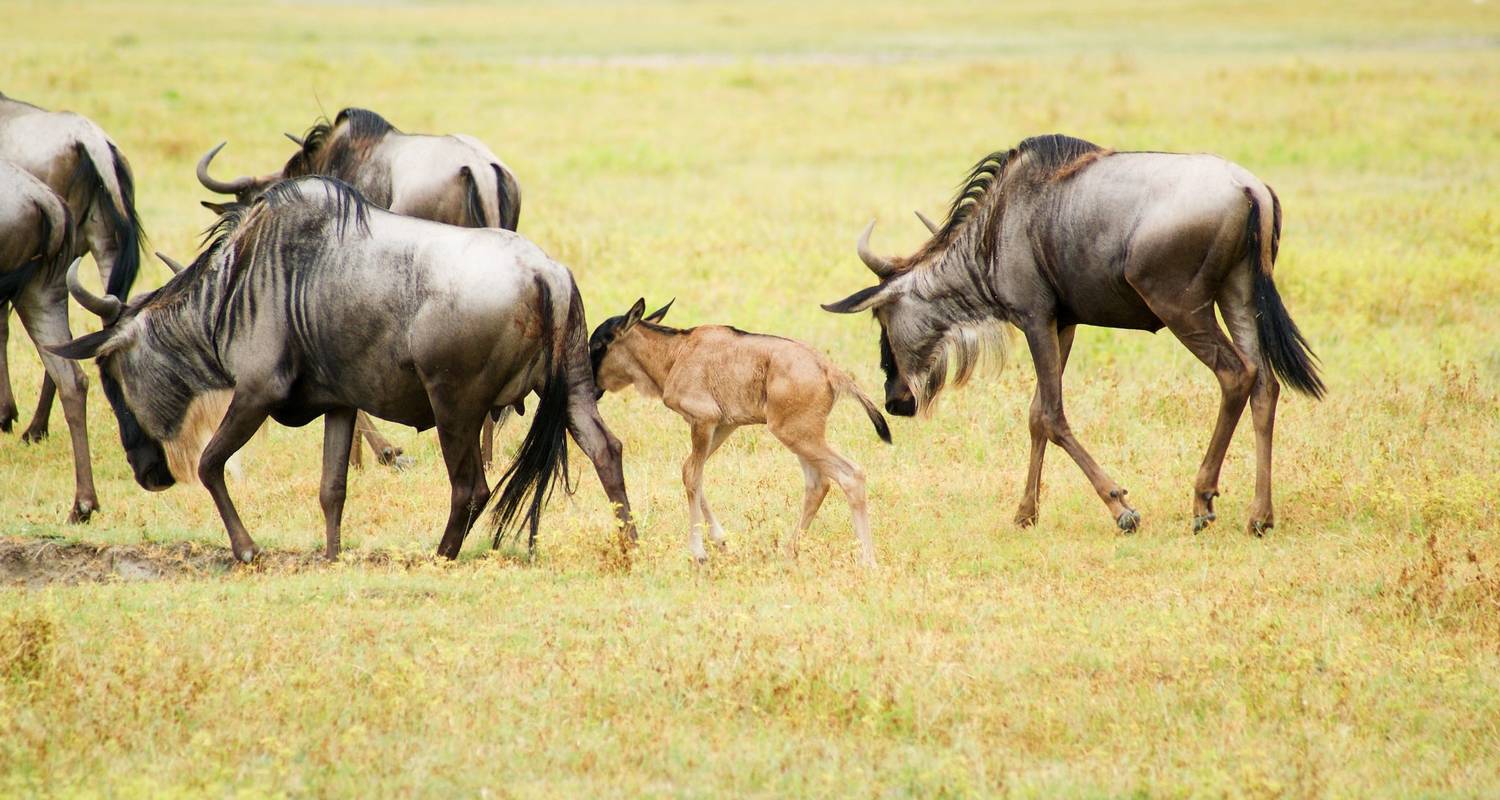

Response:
(886, 398), (917, 417)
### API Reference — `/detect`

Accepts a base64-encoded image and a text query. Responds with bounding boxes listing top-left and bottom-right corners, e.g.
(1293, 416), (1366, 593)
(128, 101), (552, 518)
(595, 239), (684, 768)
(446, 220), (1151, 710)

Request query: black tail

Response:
(492, 163), (520, 231)
(837, 374), (893, 444)
(67, 141), (143, 298)
(459, 166), (488, 228)
(490, 278), (571, 550)
(1246, 186), (1324, 399)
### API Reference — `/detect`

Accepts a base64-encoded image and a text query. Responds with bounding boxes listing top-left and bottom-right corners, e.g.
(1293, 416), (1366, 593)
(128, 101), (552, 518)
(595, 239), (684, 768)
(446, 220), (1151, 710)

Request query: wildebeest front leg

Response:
(319, 408), (357, 560)
(0, 307), (15, 433)
(1022, 320), (1139, 532)
(199, 394), (274, 563)
(1016, 324), (1076, 527)
(353, 411), (408, 470)
(565, 393), (637, 548)
(20, 376), (56, 443)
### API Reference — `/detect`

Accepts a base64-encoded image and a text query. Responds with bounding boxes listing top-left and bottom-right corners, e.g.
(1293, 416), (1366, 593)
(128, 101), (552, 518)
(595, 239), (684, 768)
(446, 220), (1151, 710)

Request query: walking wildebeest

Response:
(0, 92), (143, 441)
(823, 134), (1323, 536)
(0, 160), (98, 522)
(196, 107), (523, 468)
(591, 299), (889, 566)
(52, 176), (634, 562)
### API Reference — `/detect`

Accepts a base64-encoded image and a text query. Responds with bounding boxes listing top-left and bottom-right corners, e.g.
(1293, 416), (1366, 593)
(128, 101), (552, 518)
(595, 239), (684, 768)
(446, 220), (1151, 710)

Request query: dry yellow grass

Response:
(2, 1), (1498, 796)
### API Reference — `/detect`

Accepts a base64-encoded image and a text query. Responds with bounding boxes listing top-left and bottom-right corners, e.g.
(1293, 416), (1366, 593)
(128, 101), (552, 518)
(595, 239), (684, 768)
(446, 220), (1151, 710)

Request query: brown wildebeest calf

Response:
(591, 299), (890, 567)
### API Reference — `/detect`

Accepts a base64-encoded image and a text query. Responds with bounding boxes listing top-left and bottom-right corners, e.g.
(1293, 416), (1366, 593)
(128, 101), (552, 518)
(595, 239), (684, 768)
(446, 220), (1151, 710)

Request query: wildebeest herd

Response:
(0, 91), (1323, 566)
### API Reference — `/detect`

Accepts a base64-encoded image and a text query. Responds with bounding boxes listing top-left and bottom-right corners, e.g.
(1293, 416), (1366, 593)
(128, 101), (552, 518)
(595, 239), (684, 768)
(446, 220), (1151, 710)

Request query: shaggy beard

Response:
(909, 321), (1011, 416)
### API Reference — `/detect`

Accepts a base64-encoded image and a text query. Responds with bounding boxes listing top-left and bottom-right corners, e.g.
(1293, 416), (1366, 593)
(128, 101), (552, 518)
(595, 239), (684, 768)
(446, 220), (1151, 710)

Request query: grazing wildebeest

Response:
(0, 161), (97, 521)
(0, 92), (143, 441)
(196, 107), (524, 469)
(823, 134), (1323, 536)
(52, 176), (634, 563)
(591, 299), (889, 566)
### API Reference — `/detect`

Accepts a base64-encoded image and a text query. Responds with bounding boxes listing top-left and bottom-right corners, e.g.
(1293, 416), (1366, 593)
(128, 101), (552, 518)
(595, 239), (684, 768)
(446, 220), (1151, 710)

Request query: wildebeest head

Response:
(196, 108), (394, 206)
(822, 219), (1005, 417)
(589, 298), (674, 399)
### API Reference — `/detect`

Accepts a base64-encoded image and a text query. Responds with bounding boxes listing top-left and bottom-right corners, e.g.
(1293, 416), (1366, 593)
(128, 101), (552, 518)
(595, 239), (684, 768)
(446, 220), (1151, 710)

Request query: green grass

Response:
(3, 1), (1499, 796)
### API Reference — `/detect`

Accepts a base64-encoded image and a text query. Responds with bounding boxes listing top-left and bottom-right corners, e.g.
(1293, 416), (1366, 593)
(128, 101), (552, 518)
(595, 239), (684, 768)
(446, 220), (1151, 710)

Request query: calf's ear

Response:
(621, 298), (647, 330)
(47, 328), (115, 360)
(821, 283), (892, 314)
(645, 298), (674, 323)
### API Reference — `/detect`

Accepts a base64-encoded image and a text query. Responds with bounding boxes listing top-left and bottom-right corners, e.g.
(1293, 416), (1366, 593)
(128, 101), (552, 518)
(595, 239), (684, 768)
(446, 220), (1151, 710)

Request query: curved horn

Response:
(914, 210), (940, 235)
(284, 132), (305, 147)
(66, 258), (122, 322)
(856, 219), (898, 278)
(195, 141), (254, 194)
(155, 251), (187, 275)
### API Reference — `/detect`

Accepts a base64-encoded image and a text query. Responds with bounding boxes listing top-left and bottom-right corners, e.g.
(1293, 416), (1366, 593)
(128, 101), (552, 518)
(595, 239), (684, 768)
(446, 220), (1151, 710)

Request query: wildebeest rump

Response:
(0, 92), (144, 441)
(53, 176), (635, 562)
(824, 134), (1323, 536)
(0, 160), (98, 522)
(196, 107), (524, 468)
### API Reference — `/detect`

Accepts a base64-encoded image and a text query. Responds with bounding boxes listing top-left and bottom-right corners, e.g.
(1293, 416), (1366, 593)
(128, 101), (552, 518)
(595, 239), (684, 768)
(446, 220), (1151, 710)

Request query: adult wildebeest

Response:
(0, 160), (97, 522)
(591, 299), (889, 566)
(824, 134), (1323, 536)
(0, 92), (143, 441)
(196, 107), (524, 469)
(52, 176), (634, 563)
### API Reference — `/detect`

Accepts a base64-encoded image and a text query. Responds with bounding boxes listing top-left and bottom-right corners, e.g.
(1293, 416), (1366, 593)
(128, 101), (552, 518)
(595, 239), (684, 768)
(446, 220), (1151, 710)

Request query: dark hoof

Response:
(234, 544), (261, 564)
(67, 499), (97, 524)
(20, 426), (48, 444)
(0, 409), (15, 433)
(1249, 520), (1273, 538)
(1116, 509), (1141, 533)
(1192, 512), (1217, 533)
(391, 454), (415, 471)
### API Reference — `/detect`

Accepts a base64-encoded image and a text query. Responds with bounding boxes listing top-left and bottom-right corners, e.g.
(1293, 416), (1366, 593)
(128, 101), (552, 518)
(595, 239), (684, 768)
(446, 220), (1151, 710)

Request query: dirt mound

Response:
(0, 537), (423, 588)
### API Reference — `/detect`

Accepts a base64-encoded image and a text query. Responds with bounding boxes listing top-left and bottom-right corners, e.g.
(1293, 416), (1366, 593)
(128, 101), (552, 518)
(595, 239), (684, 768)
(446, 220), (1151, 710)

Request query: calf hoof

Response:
(67, 499), (97, 524)
(1192, 512), (1217, 533)
(388, 453), (415, 471)
(1116, 509), (1141, 533)
(1014, 508), (1038, 528)
(690, 551), (709, 566)
(1249, 519), (1273, 538)
(20, 425), (48, 444)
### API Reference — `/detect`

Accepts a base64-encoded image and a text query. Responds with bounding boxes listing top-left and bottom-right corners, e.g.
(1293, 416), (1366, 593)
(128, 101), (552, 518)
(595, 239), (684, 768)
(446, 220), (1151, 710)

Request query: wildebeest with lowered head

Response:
(824, 134), (1323, 537)
(0, 160), (99, 522)
(53, 176), (635, 563)
(197, 107), (525, 468)
(0, 92), (144, 441)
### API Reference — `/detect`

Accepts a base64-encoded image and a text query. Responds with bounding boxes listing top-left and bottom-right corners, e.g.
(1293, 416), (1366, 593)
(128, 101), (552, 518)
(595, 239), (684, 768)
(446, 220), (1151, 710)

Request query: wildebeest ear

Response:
(47, 328), (116, 360)
(645, 298), (674, 324)
(821, 284), (892, 314)
(200, 200), (234, 216)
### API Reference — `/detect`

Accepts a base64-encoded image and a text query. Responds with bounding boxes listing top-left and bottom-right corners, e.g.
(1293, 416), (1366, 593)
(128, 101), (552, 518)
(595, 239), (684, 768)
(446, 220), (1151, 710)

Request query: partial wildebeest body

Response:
(825, 134), (1322, 536)
(592, 300), (889, 566)
(0, 92), (143, 441)
(0, 160), (97, 521)
(54, 177), (634, 563)
(197, 107), (524, 469)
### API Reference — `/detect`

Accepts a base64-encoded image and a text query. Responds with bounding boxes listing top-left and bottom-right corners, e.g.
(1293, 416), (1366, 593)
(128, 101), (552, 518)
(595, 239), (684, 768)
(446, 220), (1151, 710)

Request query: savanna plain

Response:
(2, 1), (1498, 796)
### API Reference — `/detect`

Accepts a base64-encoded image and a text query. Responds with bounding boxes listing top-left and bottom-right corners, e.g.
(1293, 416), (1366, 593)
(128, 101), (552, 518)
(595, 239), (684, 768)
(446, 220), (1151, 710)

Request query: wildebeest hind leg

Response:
(431, 411), (488, 560)
(199, 394), (273, 563)
(1021, 320), (1139, 532)
(1016, 324), (1075, 527)
(0, 308), (16, 432)
(15, 297), (97, 522)
(320, 408), (357, 560)
(1221, 282), (1280, 536)
(565, 392), (637, 548)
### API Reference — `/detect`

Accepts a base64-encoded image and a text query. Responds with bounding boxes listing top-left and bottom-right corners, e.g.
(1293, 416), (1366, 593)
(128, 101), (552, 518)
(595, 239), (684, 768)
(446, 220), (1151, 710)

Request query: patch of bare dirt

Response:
(0, 537), (427, 588)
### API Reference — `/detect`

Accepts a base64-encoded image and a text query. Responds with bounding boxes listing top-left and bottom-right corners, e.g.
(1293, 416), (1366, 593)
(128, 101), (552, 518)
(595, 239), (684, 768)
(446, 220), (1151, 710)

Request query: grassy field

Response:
(3, 0), (1499, 795)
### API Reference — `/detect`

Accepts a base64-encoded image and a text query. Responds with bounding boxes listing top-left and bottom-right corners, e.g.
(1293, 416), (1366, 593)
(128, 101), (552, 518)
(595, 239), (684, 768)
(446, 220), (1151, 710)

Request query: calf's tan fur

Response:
(592, 300), (889, 566)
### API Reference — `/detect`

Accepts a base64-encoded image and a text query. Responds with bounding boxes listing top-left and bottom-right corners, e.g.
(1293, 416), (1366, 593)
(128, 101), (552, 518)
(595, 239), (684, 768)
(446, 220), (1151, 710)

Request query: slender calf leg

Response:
(20, 377), (56, 443)
(681, 423), (715, 563)
(1016, 324), (1076, 527)
(1022, 319), (1139, 531)
(319, 408), (357, 560)
(697, 424), (735, 550)
(1221, 285), (1280, 536)
(786, 456), (831, 560)
(565, 392), (637, 547)
(198, 394), (274, 563)
(771, 410), (875, 567)
(354, 411), (406, 469)
(16, 297), (97, 522)
(0, 308), (16, 433)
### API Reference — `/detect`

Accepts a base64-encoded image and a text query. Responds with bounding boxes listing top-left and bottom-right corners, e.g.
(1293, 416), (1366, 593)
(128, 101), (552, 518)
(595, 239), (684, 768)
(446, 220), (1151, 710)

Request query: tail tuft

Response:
(1254, 271), (1325, 399)
(836, 373), (892, 444)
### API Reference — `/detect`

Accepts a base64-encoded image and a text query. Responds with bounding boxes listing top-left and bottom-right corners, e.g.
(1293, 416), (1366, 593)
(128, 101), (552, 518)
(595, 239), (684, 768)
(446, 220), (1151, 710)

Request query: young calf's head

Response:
(589, 298), (674, 399)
